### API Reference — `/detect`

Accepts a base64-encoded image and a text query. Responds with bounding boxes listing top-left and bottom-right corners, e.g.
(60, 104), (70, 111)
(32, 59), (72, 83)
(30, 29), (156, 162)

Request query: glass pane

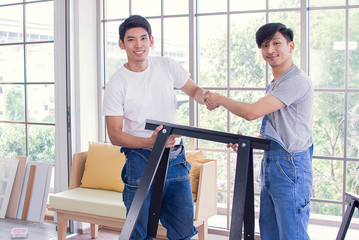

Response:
(164, 0), (188, 15)
(0, 45), (24, 83)
(310, 0), (345, 7)
(0, 1), (23, 4)
(0, 123), (26, 158)
(175, 90), (189, 134)
(27, 84), (54, 123)
(269, 0), (300, 9)
(25, 1), (54, 42)
(313, 92), (344, 158)
(311, 201), (342, 217)
(229, 90), (265, 136)
(26, 43), (54, 82)
(105, 21), (127, 82)
(350, 0), (359, 4)
(198, 15), (227, 87)
(346, 161), (359, 195)
(312, 158), (343, 201)
(0, 5), (23, 43)
(205, 151), (228, 190)
(105, 0), (129, 19)
(349, 9), (359, 89)
(28, 124), (55, 163)
(309, 10), (345, 88)
(163, 17), (189, 70)
(197, 0), (226, 13)
(147, 18), (161, 57)
(269, 11), (301, 67)
(208, 192), (228, 229)
(231, 0), (265, 11)
(132, 0), (161, 17)
(198, 90), (227, 149)
(0, 85), (25, 122)
(230, 14), (265, 88)
(347, 93), (359, 158)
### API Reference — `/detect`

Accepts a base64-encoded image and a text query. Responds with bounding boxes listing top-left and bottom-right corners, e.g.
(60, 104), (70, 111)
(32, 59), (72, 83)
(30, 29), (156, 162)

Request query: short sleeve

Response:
(102, 80), (124, 116)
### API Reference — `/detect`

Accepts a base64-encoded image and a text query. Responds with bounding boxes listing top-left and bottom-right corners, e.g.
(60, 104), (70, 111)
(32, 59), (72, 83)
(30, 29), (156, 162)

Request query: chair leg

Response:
(56, 213), (68, 240)
(90, 223), (99, 239)
(197, 220), (208, 240)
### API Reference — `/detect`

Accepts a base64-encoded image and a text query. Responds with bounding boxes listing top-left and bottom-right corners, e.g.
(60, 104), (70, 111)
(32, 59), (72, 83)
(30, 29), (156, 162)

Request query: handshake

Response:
(203, 90), (220, 111)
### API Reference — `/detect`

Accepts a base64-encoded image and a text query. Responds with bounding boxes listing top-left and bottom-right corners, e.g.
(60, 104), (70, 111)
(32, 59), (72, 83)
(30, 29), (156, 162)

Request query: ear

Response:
(119, 39), (125, 50)
(150, 35), (154, 47)
(289, 41), (295, 53)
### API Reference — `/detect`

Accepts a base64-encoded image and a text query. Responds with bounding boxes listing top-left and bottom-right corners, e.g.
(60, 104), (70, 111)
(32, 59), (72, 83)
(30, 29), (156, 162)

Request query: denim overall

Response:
(259, 116), (313, 240)
(120, 145), (197, 240)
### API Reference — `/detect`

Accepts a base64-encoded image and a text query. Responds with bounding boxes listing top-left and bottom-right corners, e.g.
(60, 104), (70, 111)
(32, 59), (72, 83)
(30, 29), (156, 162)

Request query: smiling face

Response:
(260, 31), (294, 72)
(119, 27), (154, 72)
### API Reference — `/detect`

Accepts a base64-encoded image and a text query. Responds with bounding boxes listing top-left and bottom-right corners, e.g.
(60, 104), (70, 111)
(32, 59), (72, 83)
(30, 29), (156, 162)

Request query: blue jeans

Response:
(259, 117), (313, 240)
(121, 147), (197, 240)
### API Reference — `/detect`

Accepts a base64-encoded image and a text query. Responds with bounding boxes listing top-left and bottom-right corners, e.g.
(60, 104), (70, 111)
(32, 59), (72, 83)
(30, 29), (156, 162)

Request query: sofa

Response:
(49, 142), (217, 239)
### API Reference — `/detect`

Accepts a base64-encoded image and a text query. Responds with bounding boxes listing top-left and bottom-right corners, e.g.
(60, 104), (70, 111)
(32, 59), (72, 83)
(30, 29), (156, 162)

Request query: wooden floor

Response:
(0, 218), (123, 240)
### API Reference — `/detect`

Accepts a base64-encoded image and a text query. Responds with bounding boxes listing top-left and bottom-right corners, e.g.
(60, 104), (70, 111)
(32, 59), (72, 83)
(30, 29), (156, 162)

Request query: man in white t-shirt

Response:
(103, 15), (211, 240)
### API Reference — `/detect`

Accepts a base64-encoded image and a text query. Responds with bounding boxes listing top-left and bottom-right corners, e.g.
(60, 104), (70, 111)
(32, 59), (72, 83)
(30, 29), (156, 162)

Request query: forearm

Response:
(193, 87), (207, 104)
(217, 95), (259, 121)
(109, 131), (154, 149)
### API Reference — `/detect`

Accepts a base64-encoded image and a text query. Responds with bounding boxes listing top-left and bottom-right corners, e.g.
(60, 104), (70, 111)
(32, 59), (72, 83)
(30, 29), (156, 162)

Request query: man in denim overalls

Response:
(206, 23), (314, 240)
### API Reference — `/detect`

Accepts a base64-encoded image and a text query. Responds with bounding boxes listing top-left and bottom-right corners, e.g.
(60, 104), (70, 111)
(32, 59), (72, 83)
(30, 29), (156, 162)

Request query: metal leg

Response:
(118, 127), (172, 240)
(243, 149), (254, 240)
(336, 198), (356, 240)
(147, 148), (170, 238)
(230, 139), (251, 240)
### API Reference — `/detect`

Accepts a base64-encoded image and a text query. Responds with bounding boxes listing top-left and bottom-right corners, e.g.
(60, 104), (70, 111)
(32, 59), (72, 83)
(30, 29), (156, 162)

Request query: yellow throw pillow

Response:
(80, 142), (126, 192)
(185, 150), (205, 202)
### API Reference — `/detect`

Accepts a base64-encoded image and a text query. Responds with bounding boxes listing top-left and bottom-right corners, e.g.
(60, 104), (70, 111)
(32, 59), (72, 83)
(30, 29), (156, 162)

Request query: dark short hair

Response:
(119, 15), (152, 42)
(255, 23), (293, 48)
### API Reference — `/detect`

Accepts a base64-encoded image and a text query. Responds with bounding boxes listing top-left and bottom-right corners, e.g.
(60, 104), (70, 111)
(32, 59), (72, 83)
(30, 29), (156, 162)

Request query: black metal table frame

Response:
(119, 119), (270, 240)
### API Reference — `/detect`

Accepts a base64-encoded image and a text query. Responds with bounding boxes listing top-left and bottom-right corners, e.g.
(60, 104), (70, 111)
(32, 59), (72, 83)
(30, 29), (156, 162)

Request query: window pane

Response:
(26, 43), (54, 82)
(312, 158), (343, 201)
(269, 0), (300, 9)
(25, 1), (54, 42)
(198, 15), (227, 87)
(105, 0), (129, 19)
(231, 0), (265, 11)
(163, 17), (189, 70)
(346, 161), (359, 195)
(309, 10), (345, 89)
(164, 0), (188, 15)
(230, 13), (265, 88)
(0, 85), (25, 122)
(132, 0), (161, 17)
(27, 84), (54, 123)
(208, 192), (228, 229)
(0, 5), (23, 43)
(175, 89), (189, 126)
(147, 18), (161, 56)
(105, 21), (126, 82)
(310, 0), (345, 7)
(348, 93), (359, 158)
(349, 9), (359, 89)
(0, 123), (26, 158)
(0, 45), (24, 83)
(350, 0), (359, 4)
(269, 11), (301, 67)
(28, 124), (55, 163)
(205, 151), (228, 191)
(311, 201), (342, 217)
(197, 0), (226, 13)
(198, 90), (227, 149)
(0, 1), (23, 5)
(313, 92), (344, 158)
(229, 90), (264, 136)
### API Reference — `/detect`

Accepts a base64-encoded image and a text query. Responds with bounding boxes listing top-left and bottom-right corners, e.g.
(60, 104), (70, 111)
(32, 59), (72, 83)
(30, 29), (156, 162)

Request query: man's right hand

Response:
(151, 125), (180, 148)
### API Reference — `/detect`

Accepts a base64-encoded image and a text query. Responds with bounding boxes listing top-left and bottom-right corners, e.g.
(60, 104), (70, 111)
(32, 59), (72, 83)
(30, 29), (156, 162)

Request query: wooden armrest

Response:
(194, 159), (217, 223)
(69, 152), (87, 189)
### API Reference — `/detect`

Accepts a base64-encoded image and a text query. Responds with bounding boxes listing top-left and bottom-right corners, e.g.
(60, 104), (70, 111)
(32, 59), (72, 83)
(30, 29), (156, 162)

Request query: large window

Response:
(100, 0), (359, 234)
(0, 1), (55, 163)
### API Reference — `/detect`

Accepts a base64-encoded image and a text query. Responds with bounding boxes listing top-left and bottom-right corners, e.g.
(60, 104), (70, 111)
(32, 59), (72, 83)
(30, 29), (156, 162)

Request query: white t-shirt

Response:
(103, 56), (189, 138)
